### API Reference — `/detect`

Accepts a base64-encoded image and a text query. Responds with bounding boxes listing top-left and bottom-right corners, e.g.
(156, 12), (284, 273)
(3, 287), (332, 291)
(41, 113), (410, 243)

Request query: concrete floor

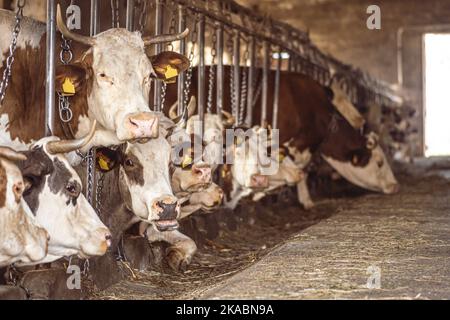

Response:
(94, 162), (450, 300)
(200, 171), (450, 300)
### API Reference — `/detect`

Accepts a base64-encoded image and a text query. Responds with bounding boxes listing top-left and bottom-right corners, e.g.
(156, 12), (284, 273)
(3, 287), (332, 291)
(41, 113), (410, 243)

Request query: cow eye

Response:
(65, 182), (79, 197)
(377, 160), (384, 168)
(99, 72), (106, 78)
(125, 158), (134, 168)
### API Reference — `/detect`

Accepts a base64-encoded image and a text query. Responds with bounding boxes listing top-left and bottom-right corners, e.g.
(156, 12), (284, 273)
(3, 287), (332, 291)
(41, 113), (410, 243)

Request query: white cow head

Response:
(95, 136), (180, 232)
(55, 5), (189, 146)
(323, 132), (400, 194)
(17, 126), (111, 264)
(0, 147), (49, 267)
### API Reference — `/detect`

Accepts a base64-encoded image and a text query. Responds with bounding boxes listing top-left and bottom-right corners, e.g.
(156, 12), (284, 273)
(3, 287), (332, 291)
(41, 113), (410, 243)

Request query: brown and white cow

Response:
(0, 6), (189, 153)
(0, 147), (49, 267)
(165, 66), (399, 209)
(15, 126), (111, 264)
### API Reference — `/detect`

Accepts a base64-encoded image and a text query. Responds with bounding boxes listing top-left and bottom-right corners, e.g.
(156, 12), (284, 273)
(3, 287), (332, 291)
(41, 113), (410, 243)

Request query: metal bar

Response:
(45, 0), (56, 136)
(261, 41), (269, 127)
(177, 4), (186, 115)
(272, 46), (282, 129)
(126, 0), (135, 31)
(90, 0), (99, 36)
(153, 0), (164, 112)
(245, 36), (255, 127)
(216, 23), (224, 116)
(197, 15), (205, 134)
(233, 32), (240, 124)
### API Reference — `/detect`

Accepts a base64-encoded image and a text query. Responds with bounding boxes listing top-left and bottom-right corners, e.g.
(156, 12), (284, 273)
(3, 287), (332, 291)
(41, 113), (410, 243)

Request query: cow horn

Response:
(57, 5), (96, 46)
(221, 110), (235, 127)
(169, 101), (179, 120)
(46, 120), (97, 155)
(143, 28), (189, 46)
(0, 147), (27, 162)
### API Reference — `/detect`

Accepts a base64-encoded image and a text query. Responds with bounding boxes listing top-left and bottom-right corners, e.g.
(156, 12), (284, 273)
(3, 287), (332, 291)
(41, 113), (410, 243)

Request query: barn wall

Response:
(238, 0), (450, 156)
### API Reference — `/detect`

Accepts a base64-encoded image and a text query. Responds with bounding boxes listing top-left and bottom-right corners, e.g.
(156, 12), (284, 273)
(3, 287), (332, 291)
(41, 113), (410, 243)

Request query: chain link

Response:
(111, 0), (120, 28)
(238, 42), (249, 125)
(86, 147), (95, 205)
(207, 27), (217, 114)
(227, 35), (237, 126)
(0, 0), (26, 104)
(136, 0), (148, 34)
(95, 173), (105, 214)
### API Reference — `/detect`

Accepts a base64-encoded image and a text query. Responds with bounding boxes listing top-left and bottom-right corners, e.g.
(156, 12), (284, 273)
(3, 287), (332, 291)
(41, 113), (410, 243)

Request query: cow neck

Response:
(0, 32), (90, 144)
(318, 110), (366, 162)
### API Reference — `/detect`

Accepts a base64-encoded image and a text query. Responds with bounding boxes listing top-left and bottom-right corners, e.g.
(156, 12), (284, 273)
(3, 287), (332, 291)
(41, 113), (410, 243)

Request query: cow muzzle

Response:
(383, 182), (400, 194)
(250, 174), (269, 189)
(123, 112), (159, 140)
(192, 164), (212, 185)
(80, 227), (112, 258)
(25, 227), (50, 263)
(152, 196), (180, 232)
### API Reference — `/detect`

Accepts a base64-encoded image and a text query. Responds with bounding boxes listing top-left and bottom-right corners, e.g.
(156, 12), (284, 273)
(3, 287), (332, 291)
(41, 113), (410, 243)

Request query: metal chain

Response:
(239, 43), (249, 125)
(136, 0), (148, 34)
(183, 15), (198, 110)
(111, 0), (120, 28)
(166, 5), (177, 51)
(86, 147), (95, 205)
(58, 35), (74, 124)
(0, 0), (26, 104)
(227, 35), (237, 125)
(95, 173), (105, 214)
(207, 28), (217, 114)
(160, 81), (167, 111)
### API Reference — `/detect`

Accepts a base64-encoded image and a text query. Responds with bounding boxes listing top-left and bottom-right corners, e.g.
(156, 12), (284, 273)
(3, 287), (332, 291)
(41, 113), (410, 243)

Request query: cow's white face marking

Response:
(19, 137), (110, 264)
(85, 29), (155, 142)
(323, 144), (399, 194)
(0, 158), (48, 267)
(120, 138), (179, 222)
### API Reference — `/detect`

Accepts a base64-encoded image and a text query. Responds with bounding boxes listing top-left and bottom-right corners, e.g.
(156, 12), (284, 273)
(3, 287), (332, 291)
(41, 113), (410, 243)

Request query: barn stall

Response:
(0, 0), (448, 301)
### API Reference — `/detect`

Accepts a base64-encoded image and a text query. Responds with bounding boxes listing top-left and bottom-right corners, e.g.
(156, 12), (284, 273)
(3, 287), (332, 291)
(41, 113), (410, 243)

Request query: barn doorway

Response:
(423, 33), (450, 157)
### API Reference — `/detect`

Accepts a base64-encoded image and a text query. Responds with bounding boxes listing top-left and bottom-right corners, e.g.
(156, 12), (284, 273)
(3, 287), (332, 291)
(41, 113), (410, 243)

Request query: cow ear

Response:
(56, 64), (88, 95)
(149, 51), (190, 82)
(96, 148), (119, 172)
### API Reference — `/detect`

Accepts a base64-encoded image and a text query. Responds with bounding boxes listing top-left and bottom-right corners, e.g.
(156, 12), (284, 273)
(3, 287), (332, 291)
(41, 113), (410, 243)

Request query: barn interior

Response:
(0, 0), (449, 300)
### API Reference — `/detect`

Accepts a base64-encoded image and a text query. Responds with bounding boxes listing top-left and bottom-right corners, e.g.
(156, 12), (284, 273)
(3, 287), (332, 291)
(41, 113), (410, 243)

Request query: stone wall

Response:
(237, 0), (450, 156)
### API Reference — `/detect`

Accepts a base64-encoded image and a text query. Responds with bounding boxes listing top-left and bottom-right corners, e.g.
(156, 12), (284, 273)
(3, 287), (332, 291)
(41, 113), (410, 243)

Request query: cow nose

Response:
(127, 112), (159, 139)
(155, 198), (179, 221)
(105, 233), (112, 248)
(385, 183), (400, 194)
(250, 174), (269, 188)
(192, 164), (212, 184)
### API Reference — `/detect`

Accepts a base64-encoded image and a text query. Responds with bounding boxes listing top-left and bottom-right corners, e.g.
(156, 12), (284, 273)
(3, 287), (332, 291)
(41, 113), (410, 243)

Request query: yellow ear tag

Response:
(181, 155), (193, 169)
(164, 65), (178, 80)
(98, 156), (111, 171)
(278, 153), (285, 163)
(62, 78), (76, 96)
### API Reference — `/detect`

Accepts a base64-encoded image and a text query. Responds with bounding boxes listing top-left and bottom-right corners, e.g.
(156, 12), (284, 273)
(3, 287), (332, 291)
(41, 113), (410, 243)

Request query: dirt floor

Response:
(90, 161), (450, 300)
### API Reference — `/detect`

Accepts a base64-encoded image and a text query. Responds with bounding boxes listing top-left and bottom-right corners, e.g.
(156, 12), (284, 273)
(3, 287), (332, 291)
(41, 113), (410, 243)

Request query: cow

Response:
(15, 123), (111, 264)
(0, 6), (189, 153)
(165, 66), (399, 209)
(0, 147), (49, 267)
